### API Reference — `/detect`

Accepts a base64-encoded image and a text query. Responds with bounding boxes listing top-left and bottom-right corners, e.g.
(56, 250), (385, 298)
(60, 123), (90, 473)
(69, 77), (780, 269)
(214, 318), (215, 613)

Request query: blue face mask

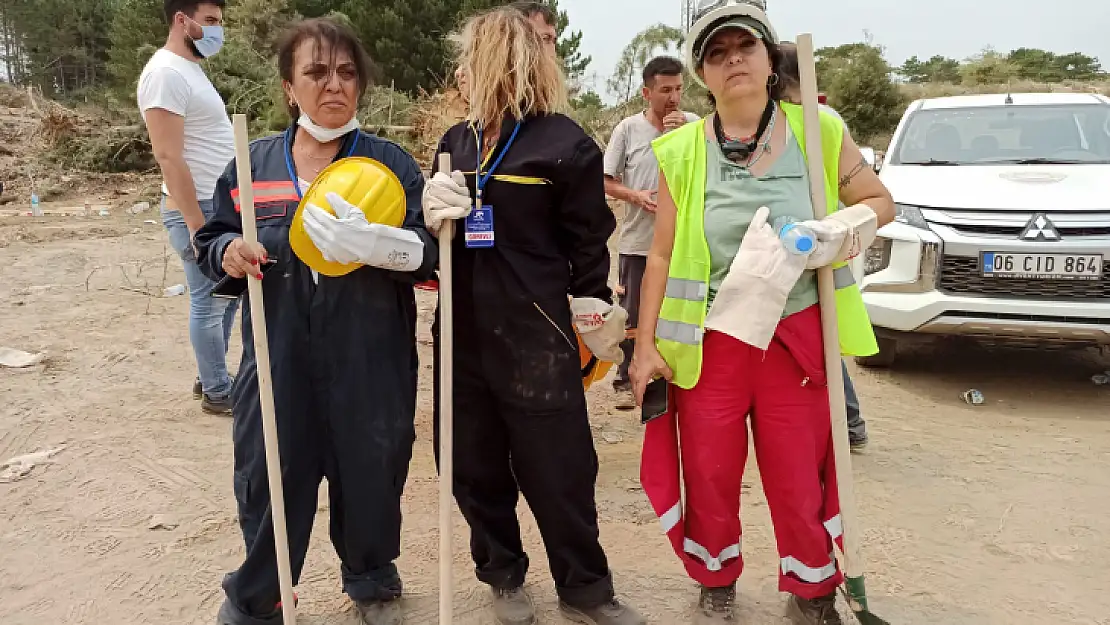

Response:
(186, 17), (224, 59)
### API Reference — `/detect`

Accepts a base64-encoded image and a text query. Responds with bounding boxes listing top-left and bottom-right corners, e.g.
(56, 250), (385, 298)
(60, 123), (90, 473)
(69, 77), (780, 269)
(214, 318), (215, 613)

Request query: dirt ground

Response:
(1, 206), (1108, 625)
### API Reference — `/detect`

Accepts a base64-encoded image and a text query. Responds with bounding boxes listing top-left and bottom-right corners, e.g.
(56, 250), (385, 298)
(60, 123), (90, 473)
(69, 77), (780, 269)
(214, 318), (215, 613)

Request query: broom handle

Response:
(437, 153), (455, 625)
(232, 114), (297, 625)
(795, 34), (863, 582)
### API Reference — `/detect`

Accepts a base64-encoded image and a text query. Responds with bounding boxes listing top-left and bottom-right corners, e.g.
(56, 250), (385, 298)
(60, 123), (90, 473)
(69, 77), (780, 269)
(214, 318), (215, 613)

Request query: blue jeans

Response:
(162, 198), (239, 400)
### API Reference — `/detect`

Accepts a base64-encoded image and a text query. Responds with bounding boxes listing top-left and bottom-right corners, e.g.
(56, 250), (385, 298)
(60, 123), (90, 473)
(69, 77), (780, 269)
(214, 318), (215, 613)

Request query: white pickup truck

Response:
(855, 92), (1110, 366)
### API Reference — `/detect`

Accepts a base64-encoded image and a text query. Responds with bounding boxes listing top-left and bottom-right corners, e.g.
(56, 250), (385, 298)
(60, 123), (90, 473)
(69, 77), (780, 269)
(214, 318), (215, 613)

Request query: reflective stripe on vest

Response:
(650, 103), (879, 389)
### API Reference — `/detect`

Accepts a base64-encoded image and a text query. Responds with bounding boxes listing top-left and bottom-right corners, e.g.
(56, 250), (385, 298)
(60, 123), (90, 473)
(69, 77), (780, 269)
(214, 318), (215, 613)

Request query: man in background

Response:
(778, 40), (870, 453)
(137, 0), (238, 415)
(603, 57), (699, 407)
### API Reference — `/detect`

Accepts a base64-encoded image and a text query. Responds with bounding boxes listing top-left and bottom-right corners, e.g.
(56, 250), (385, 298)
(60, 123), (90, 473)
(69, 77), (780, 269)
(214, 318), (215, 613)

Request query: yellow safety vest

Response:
(650, 101), (879, 390)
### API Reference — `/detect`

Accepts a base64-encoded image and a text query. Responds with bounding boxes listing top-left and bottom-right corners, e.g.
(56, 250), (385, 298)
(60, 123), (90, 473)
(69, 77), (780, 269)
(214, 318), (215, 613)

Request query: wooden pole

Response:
(232, 113), (298, 625)
(437, 153), (455, 625)
(795, 33), (865, 594)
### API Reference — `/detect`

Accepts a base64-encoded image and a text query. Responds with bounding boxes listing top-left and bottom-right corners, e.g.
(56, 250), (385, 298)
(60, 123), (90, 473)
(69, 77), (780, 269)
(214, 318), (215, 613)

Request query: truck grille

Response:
(939, 256), (1110, 299)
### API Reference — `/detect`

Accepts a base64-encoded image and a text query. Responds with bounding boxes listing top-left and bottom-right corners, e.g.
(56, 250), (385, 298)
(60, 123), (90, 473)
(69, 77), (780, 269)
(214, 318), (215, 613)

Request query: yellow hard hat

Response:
(289, 157), (407, 277)
(578, 329), (615, 391)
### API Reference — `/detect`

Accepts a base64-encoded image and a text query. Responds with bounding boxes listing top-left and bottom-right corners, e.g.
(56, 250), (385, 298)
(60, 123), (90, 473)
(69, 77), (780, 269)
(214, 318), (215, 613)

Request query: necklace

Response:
(722, 104), (778, 169)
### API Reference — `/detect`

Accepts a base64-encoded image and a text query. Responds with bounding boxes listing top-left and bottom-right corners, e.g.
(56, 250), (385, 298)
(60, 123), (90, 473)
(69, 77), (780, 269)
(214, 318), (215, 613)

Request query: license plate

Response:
(981, 252), (1103, 280)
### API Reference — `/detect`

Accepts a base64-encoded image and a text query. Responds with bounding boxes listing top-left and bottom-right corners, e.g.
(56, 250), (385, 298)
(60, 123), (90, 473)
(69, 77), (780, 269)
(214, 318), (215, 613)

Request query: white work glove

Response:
(302, 192), (424, 272)
(422, 170), (472, 236)
(704, 206), (809, 350)
(800, 204), (878, 269)
(570, 297), (628, 365)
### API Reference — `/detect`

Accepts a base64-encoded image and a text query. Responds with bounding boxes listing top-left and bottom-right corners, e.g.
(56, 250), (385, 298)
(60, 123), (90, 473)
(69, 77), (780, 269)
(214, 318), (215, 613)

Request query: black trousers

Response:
(220, 354), (414, 620)
(432, 324), (615, 609)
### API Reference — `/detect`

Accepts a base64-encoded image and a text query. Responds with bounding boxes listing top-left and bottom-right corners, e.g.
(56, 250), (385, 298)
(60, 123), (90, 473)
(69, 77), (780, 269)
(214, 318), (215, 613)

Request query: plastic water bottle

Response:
(30, 192), (42, 217)
(772, 216), (816, 255)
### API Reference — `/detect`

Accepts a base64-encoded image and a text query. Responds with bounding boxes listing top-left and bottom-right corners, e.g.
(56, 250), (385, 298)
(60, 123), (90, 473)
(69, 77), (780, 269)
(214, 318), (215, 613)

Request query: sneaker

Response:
(693, 585), (737, 624)
(491, 587), (535, 625)
(786, 593), (844, 625)
(850, 434), (869, 454)
(202, 394), (233, 416)
(559, 597), (646, 625)
(355, 597), (403, 625)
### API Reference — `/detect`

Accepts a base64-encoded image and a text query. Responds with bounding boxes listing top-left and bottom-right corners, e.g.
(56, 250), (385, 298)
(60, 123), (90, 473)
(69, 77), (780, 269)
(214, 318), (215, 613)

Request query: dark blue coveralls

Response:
(194, 126), (437, 623)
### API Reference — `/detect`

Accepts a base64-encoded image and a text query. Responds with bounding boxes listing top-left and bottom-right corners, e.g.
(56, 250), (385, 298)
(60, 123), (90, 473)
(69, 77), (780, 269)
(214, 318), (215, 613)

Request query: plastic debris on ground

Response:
(962, 389), (986, 405)
(0, 446), (66, 483)
(0, 347), (45, 368)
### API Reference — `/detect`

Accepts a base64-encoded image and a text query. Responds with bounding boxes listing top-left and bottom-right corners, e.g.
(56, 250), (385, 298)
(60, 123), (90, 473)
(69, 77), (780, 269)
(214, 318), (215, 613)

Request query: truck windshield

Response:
(891, 103), (1110, 165)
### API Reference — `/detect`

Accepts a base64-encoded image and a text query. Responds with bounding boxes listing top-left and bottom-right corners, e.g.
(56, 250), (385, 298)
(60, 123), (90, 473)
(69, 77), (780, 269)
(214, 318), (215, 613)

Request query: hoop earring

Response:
(768, 73), (780, 87)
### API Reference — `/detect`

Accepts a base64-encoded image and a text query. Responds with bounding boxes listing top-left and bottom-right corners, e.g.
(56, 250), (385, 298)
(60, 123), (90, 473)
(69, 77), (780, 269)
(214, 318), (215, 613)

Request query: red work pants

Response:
(674, 305), (843, 598)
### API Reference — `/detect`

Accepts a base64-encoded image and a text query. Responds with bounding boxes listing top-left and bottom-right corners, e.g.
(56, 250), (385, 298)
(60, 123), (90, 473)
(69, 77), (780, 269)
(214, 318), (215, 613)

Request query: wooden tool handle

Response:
(437, 152), (455, 625)
(232, 114), (297, 625)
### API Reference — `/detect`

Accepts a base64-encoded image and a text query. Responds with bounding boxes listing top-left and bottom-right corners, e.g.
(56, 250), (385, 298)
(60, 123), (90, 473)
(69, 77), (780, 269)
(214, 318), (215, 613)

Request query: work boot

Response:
(693, 585), (736, 624)
(491, 587), (535, 625)
(786, 593), (844, 625)
(215, 598), (282, 625)
(559, 597), (646, 625)
(202, 394), (233, 415)
(355, 598), (403, 625)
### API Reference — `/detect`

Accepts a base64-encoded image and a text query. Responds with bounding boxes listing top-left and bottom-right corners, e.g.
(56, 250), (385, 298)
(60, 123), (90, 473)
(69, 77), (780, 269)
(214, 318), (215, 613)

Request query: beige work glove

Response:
(422, 170), (472, 236)
(802, 204), (878, 269)
(704, 206), (809, 350)
(570, 297), (628, 364)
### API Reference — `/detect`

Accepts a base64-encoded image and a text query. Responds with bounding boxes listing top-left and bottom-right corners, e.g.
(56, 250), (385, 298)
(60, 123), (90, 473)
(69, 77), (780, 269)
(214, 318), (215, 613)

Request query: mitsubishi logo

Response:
(1019, 213), (1061, 241)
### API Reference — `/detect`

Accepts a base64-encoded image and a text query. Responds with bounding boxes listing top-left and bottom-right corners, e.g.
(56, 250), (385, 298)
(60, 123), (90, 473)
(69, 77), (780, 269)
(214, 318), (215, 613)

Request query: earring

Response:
(768, 73), (780, 86)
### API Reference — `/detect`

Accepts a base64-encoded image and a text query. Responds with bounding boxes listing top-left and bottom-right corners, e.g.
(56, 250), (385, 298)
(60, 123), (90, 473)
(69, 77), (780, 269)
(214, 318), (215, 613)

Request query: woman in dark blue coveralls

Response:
(194, 18), (436, 625)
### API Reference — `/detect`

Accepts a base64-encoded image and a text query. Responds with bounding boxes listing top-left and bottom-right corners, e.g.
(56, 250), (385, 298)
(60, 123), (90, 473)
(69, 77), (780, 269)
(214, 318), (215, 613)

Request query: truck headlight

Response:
(864, 238), (892, 275)
(894, 203), (931, 230)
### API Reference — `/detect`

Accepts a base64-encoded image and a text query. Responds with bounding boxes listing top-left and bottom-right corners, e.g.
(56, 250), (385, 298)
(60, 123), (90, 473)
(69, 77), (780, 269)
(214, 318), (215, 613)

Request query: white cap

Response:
(684, 0), (779, 88)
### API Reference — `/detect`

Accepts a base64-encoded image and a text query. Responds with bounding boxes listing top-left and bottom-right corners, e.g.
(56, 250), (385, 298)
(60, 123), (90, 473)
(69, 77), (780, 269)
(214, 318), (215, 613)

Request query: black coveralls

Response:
(195, 127), (437, 622)
(431, 113), (618, 609)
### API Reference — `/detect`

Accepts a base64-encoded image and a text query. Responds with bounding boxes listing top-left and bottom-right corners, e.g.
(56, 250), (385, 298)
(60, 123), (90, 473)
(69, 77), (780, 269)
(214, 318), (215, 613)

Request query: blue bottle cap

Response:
(797, 237), (814, 253)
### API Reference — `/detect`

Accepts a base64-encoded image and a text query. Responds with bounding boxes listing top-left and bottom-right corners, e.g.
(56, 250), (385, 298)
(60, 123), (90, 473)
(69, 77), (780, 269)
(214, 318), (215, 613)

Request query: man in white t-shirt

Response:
(137, 0), (237, 415)
(603, 56), (700, 405)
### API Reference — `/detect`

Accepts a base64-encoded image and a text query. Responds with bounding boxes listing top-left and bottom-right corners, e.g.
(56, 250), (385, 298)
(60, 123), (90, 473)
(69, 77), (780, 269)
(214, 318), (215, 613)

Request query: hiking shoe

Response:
(612, 378), (632, 392)
(693, 585), (737, 624)
(202, 394), (233, 416)
(355, 598), (403, 625)
(850, 434), (869, 454)
(786, 593), (843, 625)
(559, 597), (646, 625)
(491, 587), (535, 625)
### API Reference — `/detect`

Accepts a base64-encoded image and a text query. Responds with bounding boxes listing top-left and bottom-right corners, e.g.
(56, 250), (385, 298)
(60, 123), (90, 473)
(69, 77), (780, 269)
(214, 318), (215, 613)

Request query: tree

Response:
(545, 0), (590, 82)
(820, 42), (906, 143)
(900, 55), (960, 84)
(960, 48), (1019, 86)
(607, 23), (683, 102)
(106, 0), (165, 93)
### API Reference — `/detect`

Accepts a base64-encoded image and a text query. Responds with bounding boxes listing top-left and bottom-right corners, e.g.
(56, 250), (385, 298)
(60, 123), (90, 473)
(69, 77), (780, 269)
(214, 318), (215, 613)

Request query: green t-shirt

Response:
(703, 130), (819, 316)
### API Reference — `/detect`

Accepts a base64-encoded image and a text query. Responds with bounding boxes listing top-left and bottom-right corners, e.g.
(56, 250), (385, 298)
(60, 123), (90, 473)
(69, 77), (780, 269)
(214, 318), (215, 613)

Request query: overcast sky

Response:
(562, 0), (1110, 101)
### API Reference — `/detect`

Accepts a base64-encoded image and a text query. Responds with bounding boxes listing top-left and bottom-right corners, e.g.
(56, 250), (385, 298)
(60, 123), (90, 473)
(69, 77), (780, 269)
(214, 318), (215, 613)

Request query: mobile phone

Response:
(641, 377), (670, 425)
(212, 260), (277, 299)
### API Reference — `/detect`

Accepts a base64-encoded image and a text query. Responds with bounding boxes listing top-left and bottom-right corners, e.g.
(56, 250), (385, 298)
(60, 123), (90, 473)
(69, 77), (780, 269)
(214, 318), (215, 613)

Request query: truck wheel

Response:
(855, 336), (898, 368)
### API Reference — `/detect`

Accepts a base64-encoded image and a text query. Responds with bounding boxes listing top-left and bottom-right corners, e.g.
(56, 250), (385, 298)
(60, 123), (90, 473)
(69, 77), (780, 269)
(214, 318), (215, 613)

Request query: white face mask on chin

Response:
(297, 112), (361, 143)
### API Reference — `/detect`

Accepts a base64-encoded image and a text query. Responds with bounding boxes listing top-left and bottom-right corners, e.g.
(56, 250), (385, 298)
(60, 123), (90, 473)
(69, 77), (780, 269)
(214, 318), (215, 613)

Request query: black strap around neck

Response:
(713, 98), (775, 164)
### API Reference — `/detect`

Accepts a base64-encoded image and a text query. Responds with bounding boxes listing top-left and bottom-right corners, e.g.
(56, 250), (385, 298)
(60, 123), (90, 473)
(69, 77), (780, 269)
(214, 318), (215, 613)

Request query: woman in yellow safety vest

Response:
(629, 2), (894, 624)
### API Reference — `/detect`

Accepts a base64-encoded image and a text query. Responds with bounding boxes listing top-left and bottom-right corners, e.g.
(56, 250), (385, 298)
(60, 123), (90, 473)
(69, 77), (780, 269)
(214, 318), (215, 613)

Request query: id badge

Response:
(464, 204), (495, 249)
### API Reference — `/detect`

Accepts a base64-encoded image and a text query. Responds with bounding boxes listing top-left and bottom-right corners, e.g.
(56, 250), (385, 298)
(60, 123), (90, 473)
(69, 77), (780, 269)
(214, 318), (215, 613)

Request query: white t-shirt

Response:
(604, 111), (700, 256)
(137, 48), (235, 202)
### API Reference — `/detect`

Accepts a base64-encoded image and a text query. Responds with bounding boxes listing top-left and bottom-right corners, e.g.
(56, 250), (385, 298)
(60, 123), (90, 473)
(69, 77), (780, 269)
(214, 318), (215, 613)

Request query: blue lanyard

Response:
(284, 130), (360, 200)
(476, 121), (522, 195)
